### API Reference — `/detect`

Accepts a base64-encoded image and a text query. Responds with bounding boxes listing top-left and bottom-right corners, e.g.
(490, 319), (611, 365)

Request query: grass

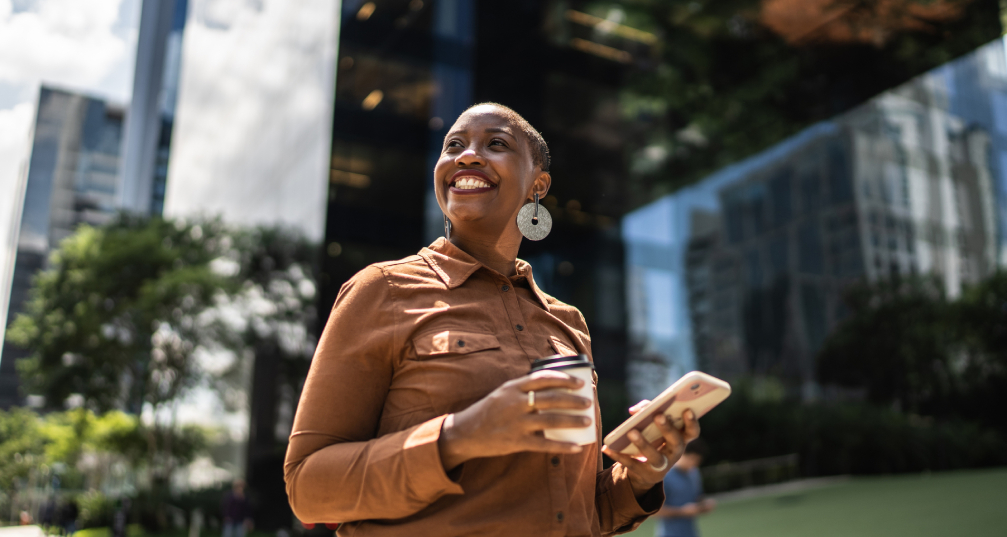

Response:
(627, 467), (1007, 537)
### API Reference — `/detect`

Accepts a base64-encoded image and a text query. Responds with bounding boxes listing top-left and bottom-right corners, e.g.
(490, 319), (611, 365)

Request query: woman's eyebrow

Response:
(484, 127), (516, 138)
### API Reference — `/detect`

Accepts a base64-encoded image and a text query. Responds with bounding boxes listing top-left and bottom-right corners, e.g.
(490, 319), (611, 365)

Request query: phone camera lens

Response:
(690, 383), (700, 390)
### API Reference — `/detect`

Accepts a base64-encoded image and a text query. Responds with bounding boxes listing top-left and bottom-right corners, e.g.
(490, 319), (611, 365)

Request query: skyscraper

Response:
(0, 0), (190, 408)
(0, 87), (125, 408)
(625, 61), (999, 401)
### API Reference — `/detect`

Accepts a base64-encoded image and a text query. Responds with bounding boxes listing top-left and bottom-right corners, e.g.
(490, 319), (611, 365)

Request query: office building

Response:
(0, 87), (125, 408)
(625, 57), (999, 401)
(0, 0), (190, 408)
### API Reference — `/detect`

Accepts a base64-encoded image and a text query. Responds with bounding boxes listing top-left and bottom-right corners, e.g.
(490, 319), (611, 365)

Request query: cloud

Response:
(0, 0), (138, 344)
(0, 0), (135, 100)
(165, 0), (337, 241)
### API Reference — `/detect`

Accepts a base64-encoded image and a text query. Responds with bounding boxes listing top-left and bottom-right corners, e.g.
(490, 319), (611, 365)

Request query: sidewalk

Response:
(0, 527), (45, 537)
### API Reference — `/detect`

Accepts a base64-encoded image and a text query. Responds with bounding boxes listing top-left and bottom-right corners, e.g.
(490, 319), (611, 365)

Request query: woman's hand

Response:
(439, 371), (592, 470)
(601, 402), (700, 498)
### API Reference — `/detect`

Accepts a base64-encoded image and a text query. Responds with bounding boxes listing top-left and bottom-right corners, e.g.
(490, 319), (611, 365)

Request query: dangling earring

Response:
(443, 214), (453, 239)
(516, 192), (552, 241)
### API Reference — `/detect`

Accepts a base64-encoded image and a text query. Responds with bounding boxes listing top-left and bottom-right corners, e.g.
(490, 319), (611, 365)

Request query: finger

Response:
(525, 413), (592, 431)
(681, 409), (701, 443)
(627, 429), (667, 468)
(520, 372), (584, 392)
(601, 445), (646, 473)
(627, 399), (651, 415)
(529, 391), (592, 411)
(653, 414), (686, 461)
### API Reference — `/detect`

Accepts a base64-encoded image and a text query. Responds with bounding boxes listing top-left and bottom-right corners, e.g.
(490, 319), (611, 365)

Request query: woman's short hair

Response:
(463, 102), (551, 172)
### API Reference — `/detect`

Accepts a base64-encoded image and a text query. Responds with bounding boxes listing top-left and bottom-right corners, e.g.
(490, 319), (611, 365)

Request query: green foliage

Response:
(78, 490), (117, 529)
(7, 216), (232, 413)
(816, 276), (954, 415)
(0, 407), (46, 490)
(588, 0), (1002, 204)
(700, 383), (1007, 478)
(817, 272), (1007, 432)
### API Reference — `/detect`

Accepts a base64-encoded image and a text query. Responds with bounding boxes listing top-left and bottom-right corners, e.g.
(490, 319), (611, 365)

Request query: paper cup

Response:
(529, 354), (597, 446)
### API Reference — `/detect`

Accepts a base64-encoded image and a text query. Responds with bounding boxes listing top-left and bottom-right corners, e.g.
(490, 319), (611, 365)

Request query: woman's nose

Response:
(455, 148), (484, 167)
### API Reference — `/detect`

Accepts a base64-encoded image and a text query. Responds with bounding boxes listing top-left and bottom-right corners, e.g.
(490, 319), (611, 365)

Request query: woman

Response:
(284, 103), (700, 536)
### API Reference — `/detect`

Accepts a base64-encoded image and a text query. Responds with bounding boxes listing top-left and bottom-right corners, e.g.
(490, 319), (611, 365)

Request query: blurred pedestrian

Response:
(112, 498), (131, 537)
(60, 498), (79, 536)
(657, 439), (716, 537)
(222, 479), (253, 537)
(39, 497), (57, 533)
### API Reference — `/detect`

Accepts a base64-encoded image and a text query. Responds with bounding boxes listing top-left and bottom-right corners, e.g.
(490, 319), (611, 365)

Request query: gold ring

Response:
(527, 390), (536, 410)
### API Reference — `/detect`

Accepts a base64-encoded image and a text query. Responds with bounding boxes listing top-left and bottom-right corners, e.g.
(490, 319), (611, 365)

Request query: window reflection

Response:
(624, 38), (1005, 400)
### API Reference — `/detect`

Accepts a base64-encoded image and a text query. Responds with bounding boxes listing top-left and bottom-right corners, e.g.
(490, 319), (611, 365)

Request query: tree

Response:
(581, 0), (1001, 205)
(953, 271), (1007, 431)
(226, 226), (320, 530)
(816, 276), (956, 415)
(6, 216), (228, 524)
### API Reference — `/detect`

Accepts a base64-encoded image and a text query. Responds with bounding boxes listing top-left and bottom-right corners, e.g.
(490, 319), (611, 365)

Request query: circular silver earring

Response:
(516, 193), (552, 241)
(443, 214), (453, 239)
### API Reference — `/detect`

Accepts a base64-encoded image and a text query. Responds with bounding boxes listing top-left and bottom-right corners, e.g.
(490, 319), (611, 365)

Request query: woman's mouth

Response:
(450, 172), (497, 193)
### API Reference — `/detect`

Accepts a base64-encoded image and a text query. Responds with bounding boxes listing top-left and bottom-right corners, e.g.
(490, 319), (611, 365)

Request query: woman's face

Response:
(434, 105), (549, 236)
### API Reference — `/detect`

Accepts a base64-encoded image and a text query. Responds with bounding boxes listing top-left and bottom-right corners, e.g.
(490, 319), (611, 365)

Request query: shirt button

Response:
(457, 340), (465, 347)
(515, 324), (524, 331)
(557, 512), (564, 522)
(501, 284), (510, 292)
(551, 456), (560, 467)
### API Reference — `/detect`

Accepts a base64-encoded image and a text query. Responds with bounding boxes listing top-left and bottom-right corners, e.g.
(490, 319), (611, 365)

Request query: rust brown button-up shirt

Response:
(284, 238), (662, 536)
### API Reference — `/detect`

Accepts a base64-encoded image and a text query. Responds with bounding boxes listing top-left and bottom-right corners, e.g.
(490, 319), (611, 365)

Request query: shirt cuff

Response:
(608, 466), (666, 534)
(402, 414), (466, 501)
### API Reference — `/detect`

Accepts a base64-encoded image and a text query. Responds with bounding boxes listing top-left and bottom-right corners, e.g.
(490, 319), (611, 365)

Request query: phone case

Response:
(603, 371), (731, 455)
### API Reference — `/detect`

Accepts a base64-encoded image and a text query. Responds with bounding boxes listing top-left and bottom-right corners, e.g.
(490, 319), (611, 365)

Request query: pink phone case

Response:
(603, 371), (731, 455)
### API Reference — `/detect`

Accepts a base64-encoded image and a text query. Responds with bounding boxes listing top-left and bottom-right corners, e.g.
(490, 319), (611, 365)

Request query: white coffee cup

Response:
(529, 355), (597, 446)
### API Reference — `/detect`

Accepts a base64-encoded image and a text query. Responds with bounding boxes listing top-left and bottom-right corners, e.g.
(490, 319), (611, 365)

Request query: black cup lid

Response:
(530, 354), (593, 372)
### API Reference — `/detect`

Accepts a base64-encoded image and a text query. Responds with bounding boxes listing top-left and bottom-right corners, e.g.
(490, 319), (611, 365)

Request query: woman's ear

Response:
(532, 171), (551, 199)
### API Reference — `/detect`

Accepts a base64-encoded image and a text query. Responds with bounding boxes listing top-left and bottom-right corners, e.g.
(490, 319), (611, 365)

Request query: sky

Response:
(0, 0), (140, 348)
(164, 0), (337, 243)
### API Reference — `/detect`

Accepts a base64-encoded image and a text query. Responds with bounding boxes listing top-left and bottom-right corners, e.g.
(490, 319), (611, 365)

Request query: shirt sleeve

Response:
(595, 452), (665, 534)
(283, 266), (464, 524)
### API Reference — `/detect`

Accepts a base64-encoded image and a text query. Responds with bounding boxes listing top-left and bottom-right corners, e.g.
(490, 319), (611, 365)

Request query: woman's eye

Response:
(446, 140), (463, 148)
(489, 139), (506, 147)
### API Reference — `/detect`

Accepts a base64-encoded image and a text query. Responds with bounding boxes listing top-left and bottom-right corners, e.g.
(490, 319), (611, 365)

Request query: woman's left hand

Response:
(601, 405), (700, 498)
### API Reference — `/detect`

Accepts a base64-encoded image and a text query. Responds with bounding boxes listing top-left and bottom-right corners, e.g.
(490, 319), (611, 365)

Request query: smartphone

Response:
(603, 371), (731, 456)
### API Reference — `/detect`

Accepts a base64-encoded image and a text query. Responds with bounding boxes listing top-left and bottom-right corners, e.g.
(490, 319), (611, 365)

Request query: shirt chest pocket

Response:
(407, 330), (514, 414)
(413, 330), (501, 357)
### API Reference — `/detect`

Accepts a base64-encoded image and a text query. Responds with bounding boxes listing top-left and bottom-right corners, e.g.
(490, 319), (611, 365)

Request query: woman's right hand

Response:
(438, 371), (592, 470)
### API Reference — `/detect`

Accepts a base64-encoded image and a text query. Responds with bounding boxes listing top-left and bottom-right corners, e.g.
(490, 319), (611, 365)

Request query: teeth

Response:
(453, 177), (492, 190)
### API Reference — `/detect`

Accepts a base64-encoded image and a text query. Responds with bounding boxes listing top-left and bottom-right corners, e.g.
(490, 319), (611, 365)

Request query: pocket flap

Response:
(549, 336), (578, 357)
(414, 330), (501, 357)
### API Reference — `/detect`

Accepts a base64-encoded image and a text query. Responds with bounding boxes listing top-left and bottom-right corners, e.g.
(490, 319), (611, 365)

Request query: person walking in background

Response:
(60, 498), (79, 536)
(657, 440), (716, 537)
(222, 479), (253, 537)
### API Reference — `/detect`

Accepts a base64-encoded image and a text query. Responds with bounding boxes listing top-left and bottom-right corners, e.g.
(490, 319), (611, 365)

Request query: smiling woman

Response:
(283, 103), (702, 537)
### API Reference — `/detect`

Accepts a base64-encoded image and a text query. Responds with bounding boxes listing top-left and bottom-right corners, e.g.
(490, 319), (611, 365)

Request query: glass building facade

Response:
(1, 1), (188, 409)
(0, 87), (125, 408)
(624, 39), (1007, 401)
(318, 0), (1004, 412)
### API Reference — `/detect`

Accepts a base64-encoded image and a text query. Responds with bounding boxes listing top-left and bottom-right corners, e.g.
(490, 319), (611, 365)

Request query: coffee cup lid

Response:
(530, 354), (593, 372)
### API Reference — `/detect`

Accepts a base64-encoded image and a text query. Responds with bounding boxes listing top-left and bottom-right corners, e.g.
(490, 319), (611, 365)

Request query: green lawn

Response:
(628, 468), (1007, 537)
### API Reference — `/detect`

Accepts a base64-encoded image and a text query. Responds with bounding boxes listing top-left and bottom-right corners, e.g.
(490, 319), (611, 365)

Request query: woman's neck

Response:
(449, 233), (522, 277)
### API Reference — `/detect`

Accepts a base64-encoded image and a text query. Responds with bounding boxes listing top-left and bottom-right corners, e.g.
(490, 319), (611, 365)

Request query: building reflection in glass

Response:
(624, 38), (1006, 402)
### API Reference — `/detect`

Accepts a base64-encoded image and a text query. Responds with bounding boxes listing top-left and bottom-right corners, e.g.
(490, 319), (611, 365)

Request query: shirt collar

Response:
(419, 238), (552, 311)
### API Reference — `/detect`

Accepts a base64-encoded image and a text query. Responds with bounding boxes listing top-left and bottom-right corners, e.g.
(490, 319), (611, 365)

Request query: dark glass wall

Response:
(319, 0), (1001, 410)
